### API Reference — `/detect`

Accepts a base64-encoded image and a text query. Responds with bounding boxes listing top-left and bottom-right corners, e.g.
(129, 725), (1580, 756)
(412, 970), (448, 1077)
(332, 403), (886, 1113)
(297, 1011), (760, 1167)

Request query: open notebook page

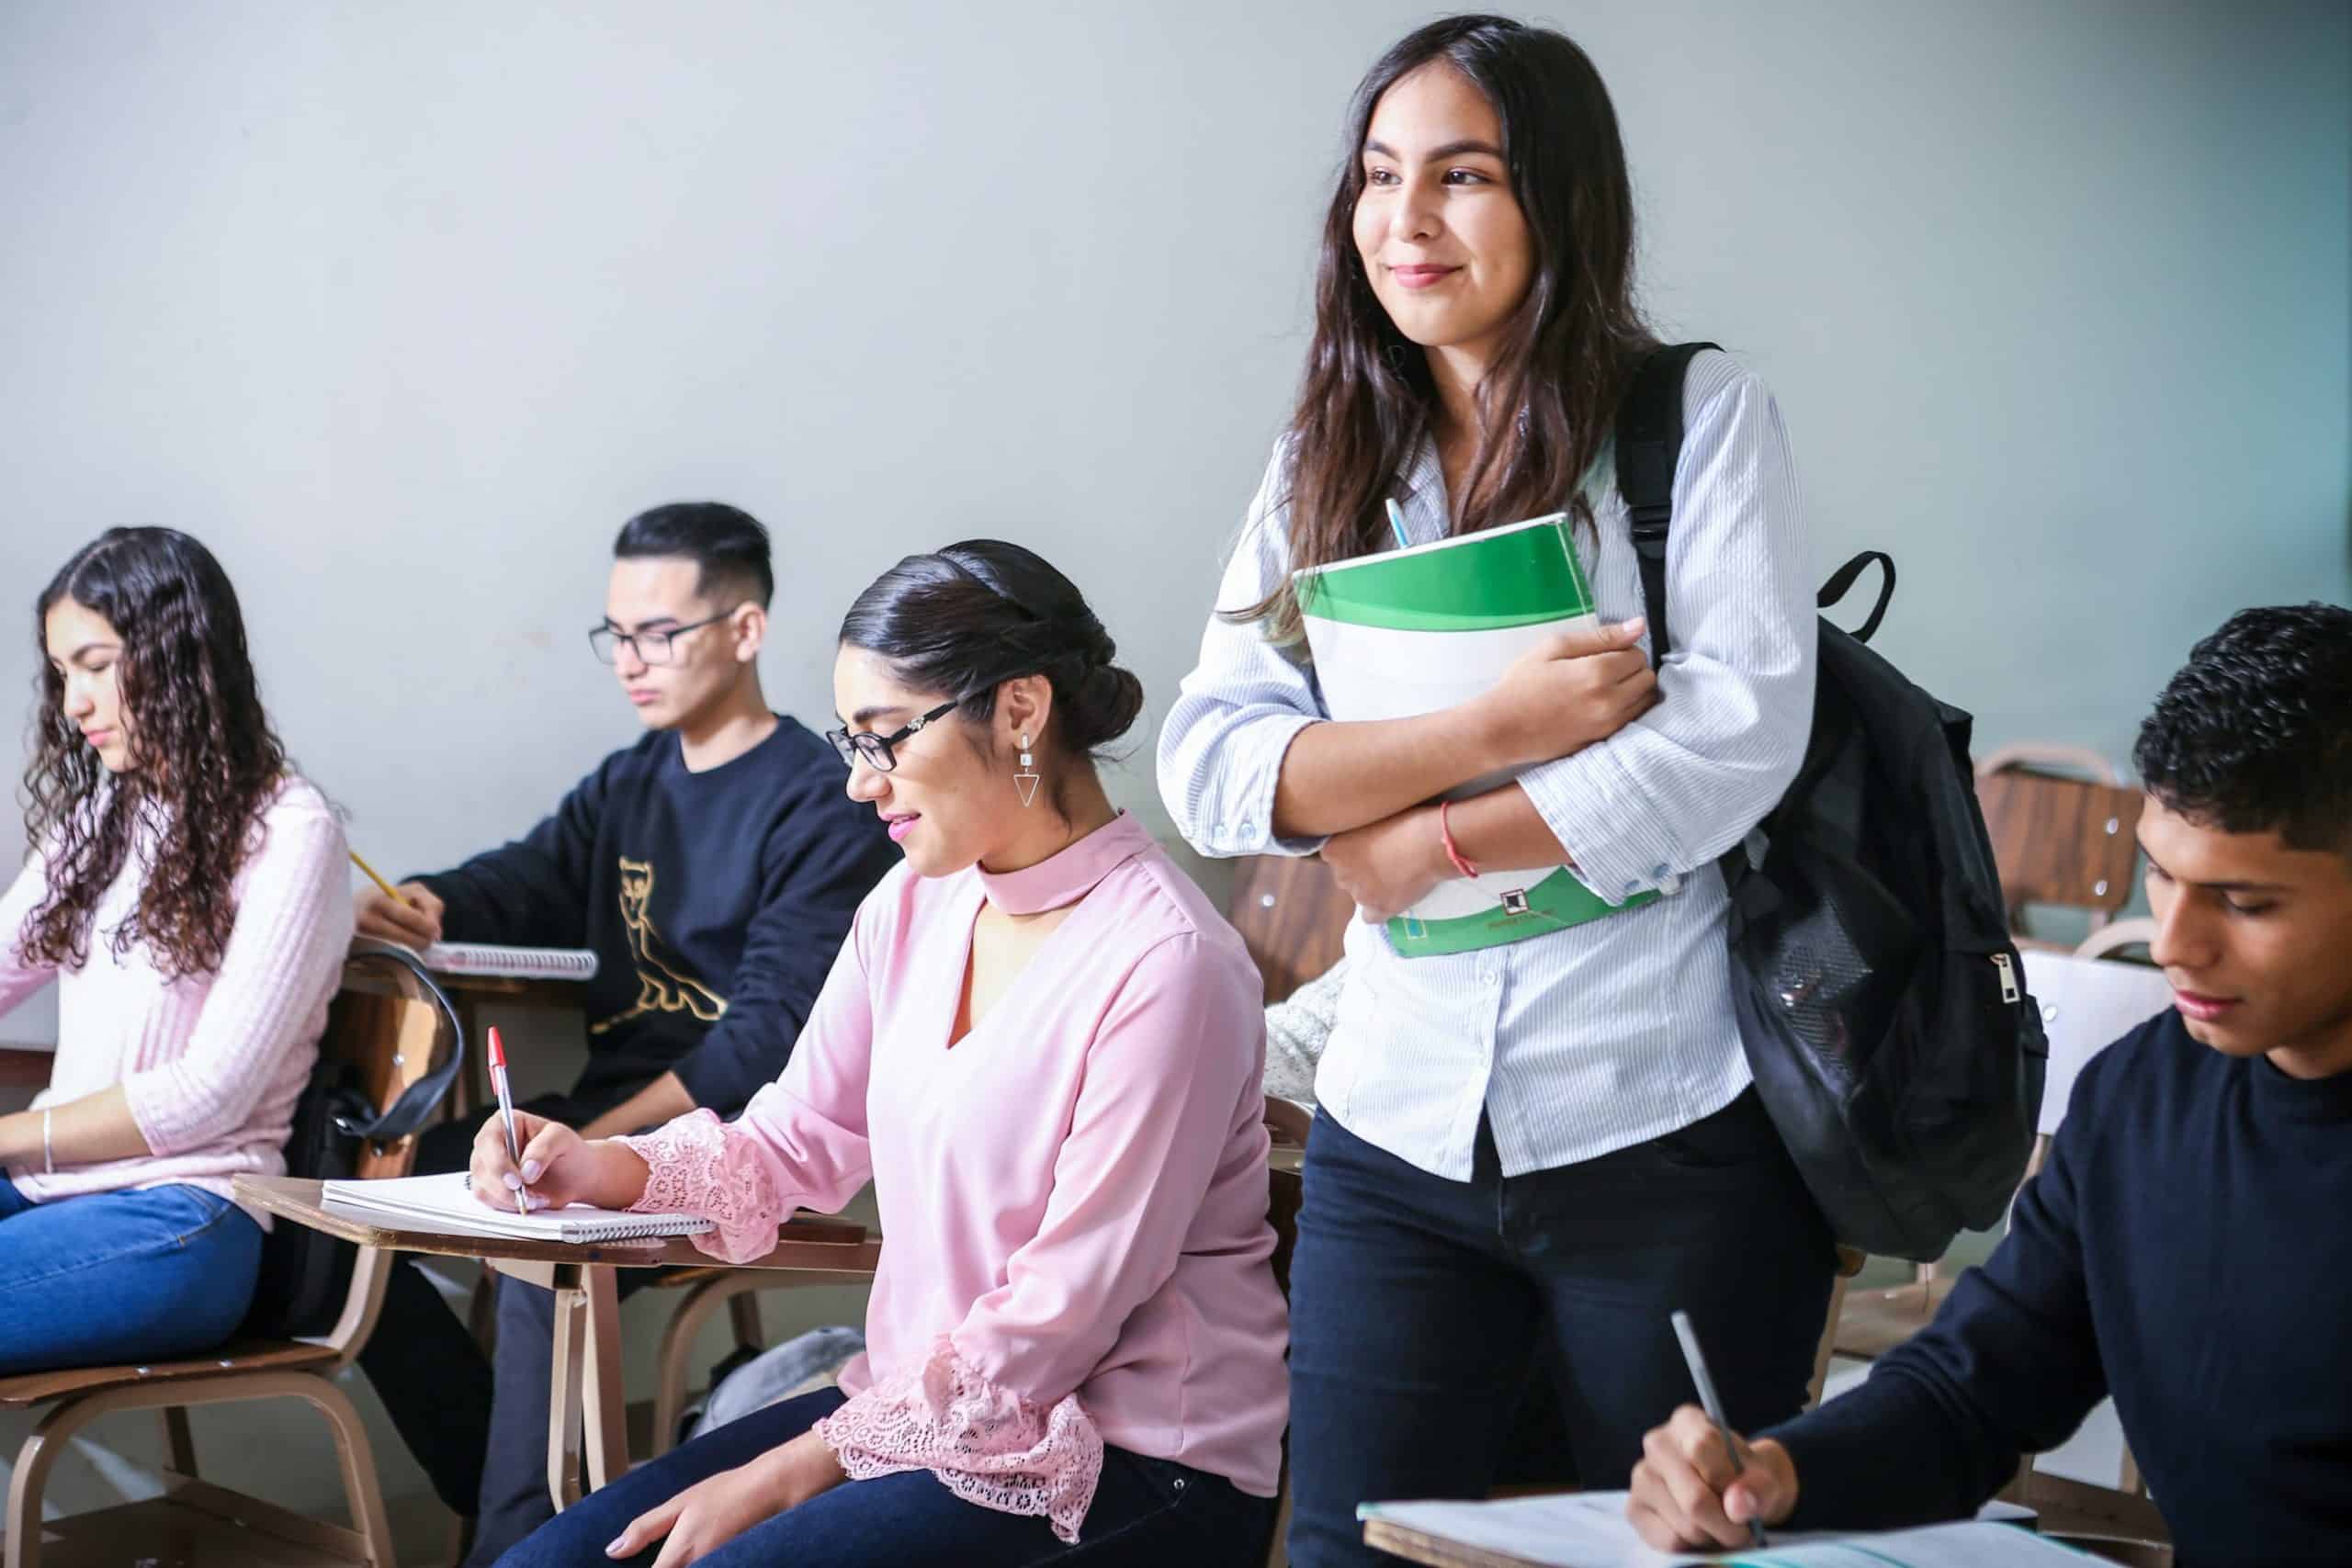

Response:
(1357, 1493), (2079, 1567)
(321, 1169), (709, 1244)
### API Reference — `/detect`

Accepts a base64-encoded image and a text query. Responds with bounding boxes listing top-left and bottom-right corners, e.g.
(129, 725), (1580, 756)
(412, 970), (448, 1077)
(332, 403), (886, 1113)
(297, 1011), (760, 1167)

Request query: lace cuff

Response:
(813, 1336), (1104, 1544)
(619, 1109), (784, 1264)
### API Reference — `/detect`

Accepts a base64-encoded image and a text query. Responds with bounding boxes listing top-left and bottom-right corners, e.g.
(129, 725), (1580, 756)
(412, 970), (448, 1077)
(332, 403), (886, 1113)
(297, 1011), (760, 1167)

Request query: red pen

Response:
(487, 1026), (531, 1218)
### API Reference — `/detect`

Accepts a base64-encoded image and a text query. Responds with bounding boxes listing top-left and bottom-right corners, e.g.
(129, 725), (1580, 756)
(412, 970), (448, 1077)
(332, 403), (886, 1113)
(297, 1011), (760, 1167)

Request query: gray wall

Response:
(1, 2), (2346, 1558)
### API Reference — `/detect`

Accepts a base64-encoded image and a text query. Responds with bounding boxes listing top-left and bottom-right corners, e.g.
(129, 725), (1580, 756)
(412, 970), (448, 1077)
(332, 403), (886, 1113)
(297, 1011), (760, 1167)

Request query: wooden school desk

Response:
(232, 1175), (881, 1510)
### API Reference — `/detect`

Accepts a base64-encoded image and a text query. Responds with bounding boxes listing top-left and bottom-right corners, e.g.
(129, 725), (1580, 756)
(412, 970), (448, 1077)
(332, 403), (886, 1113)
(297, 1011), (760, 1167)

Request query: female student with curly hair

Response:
(483, 540), (1286, 1567)
(0, 526), (352, 1373)
(1158, 17), (1834, 1564)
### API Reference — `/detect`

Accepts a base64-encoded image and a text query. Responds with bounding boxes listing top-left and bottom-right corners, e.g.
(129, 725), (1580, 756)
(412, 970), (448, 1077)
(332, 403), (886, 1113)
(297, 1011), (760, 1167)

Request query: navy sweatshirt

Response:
(416, 719), (899, 1113)
(1768, 1010), (2352, 1566)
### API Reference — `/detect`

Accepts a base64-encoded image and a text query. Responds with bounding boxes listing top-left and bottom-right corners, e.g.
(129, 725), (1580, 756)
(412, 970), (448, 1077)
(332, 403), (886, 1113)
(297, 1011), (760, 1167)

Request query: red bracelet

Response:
(1438, 800), (1480, 880)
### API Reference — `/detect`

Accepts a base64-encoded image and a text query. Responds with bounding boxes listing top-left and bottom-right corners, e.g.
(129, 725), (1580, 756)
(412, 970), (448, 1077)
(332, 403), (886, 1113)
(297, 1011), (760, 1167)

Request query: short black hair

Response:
(2135, 602), (2352, 854)
(613, 502), (773, 609)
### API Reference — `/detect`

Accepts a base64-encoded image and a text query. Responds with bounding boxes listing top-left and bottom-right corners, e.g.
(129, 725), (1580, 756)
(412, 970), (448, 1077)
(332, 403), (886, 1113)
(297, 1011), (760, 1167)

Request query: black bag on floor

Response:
(1619, 343), (2045, 1261)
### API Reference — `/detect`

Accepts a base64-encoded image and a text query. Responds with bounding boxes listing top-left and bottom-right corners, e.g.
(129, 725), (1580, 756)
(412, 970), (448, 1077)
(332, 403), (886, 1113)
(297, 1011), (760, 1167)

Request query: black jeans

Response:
(357, 1089), (630, 1521)
(1284, 1090), (1835, 1568)
(497, 1387), (1276, 1567)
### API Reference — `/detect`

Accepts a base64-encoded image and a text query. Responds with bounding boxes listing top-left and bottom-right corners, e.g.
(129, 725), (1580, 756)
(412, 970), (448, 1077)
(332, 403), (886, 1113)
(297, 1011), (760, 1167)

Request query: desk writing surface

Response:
(233, 1175), (880, 1273)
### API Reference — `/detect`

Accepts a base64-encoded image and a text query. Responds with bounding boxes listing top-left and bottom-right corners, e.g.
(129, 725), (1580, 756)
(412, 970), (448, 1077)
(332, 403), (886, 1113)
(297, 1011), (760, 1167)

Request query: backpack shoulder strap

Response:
(1614, 341), (1718, 668)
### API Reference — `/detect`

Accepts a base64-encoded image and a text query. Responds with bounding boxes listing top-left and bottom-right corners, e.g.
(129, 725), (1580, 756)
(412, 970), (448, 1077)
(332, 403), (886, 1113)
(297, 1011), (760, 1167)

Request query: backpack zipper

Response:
(1991, 952), (2020, 1004)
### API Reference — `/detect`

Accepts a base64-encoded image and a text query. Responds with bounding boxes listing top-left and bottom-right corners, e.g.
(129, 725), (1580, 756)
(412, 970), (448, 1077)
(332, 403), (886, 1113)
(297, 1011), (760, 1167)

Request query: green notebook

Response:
(1295, 513), (1657, 958)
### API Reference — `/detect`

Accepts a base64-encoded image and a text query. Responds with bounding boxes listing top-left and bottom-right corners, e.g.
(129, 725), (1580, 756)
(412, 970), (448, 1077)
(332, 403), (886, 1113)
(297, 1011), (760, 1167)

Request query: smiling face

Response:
(833, 646), (1051, 878)
(1351, 61), (1534, 370)
(2139, 795), (2352, 1079)
(44, 595), (133, 772)
(602, 556), (760, 731)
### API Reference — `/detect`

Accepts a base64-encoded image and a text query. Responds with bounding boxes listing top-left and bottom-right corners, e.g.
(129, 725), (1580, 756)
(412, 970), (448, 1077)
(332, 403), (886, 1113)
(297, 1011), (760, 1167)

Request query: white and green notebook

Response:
(1295, 513), (1655, 958)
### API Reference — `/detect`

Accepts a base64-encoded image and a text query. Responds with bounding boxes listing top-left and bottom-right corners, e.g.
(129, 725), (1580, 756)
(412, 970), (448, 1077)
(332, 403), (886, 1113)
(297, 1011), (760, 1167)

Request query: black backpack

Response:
(241, 941), (465, 1337)
(1617, 342), (2046, 1262)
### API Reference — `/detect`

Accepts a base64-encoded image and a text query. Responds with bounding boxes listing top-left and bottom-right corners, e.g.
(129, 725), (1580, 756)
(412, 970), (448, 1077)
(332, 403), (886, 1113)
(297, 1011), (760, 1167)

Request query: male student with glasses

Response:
(351, 501), (899, 1564)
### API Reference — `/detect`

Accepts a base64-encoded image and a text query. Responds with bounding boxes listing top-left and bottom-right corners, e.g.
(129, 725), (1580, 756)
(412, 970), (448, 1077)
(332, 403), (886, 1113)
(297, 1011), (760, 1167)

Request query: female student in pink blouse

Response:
(0, 527), (353, 1373)
(476, 540), (1288, 1567)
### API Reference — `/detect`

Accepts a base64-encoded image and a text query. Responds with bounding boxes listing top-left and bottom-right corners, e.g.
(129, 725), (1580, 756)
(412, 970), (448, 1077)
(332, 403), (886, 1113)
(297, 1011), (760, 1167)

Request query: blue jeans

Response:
(1285, 1093), (1836, 1568)
(0, 1175), (265, 1375)
(497, 1388), (1277, 1567)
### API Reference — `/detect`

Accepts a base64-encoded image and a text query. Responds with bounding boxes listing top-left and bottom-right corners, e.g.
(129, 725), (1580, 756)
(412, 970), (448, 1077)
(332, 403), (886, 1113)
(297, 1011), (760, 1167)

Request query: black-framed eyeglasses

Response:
(588, 610), (733, 666)
(826, 701), (959, 773)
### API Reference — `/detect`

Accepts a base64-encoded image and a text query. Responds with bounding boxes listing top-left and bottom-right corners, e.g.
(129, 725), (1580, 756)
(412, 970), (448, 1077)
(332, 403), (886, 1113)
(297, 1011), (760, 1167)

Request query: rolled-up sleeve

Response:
(1156, 444), (1330, 861)
(1517, 358), (1815, 904)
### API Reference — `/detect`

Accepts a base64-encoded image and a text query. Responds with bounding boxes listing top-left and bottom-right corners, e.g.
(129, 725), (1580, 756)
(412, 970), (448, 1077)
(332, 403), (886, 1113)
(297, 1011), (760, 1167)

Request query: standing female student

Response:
(484, 540), (1286, 1568)
(0, 527), (352, 1373)
(1157, 17), (1834, 1564)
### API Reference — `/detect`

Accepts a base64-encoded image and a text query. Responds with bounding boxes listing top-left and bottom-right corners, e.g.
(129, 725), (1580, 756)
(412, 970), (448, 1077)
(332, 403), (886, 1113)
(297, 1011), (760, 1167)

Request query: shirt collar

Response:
(975, 810), (1152, 915)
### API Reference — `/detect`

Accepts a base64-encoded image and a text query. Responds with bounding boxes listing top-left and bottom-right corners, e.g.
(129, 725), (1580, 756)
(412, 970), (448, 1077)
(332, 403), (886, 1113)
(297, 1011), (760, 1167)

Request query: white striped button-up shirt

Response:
(1157, 350), (1815, 1180)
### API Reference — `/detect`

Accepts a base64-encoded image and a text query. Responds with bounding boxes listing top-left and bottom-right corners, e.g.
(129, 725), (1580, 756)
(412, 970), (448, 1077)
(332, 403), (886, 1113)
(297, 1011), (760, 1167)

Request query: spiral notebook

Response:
(421, 942), (599, 981)
(320, 1170), (710, 1244)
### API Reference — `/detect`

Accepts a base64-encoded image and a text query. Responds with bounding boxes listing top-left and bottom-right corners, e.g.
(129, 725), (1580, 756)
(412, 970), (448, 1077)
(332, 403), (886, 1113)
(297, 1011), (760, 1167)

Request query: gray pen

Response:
(1669, 1310), (1768, 1549)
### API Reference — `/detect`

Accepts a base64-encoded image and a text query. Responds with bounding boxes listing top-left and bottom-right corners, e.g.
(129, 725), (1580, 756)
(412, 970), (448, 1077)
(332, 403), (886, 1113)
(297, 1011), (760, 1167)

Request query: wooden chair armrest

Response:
(0, 1046), (55, 1090)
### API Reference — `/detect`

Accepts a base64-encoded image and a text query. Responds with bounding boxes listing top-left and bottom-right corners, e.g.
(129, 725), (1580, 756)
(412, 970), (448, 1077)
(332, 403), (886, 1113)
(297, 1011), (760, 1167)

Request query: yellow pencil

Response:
(348, 850), (413, 908)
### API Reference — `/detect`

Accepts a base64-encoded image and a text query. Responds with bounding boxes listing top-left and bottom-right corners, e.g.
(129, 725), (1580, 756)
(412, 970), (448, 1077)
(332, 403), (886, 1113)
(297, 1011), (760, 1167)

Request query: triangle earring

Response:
(1014, 733), (1040, 808)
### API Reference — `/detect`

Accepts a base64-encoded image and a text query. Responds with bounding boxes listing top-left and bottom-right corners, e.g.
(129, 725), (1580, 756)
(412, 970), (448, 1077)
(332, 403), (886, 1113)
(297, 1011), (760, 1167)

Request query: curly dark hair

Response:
(21, 528), (292, 979)
(2134, 602), (2352, 855)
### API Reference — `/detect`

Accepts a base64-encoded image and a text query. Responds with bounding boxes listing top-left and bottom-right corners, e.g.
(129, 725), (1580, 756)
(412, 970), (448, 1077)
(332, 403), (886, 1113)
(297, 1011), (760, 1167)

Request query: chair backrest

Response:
(1227, 855), (1351, 1005)
(302, 948), (461, 1356)
(318, 950), (457, 1179)
(1975, 752), (2145, 929)
(2015, 946), (2175, 1181)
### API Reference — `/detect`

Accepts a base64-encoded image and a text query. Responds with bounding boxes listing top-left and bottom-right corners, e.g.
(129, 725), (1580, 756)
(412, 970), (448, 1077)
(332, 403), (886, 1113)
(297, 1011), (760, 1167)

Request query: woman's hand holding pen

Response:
(1627, 1404), (1799, 1551)
(1469, 616), (1657, 770)
(468, 1111), (650, 1214)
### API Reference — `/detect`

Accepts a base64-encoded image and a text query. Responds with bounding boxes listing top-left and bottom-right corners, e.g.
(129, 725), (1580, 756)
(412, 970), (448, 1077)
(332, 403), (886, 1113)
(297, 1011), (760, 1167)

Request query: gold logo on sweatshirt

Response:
(589, 857), (729, 1033)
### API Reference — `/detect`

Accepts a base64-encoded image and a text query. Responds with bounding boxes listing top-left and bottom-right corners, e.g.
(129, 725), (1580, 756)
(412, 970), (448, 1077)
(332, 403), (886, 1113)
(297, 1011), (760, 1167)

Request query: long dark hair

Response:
(839, 540), (1144, 818)
(20, 528), (292, 979)
(1250, 14), (1657, 635)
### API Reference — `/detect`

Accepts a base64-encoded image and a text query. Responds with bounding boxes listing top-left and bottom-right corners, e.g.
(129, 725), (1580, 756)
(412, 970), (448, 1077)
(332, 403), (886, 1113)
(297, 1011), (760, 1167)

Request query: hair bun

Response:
(1066, 661), (1145, 750)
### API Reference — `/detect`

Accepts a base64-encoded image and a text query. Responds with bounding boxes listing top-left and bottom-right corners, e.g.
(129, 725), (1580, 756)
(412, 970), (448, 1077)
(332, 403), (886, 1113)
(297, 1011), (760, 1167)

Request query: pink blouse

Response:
(622, 811), (1288, 1542)
(1, 779), (353, 1223)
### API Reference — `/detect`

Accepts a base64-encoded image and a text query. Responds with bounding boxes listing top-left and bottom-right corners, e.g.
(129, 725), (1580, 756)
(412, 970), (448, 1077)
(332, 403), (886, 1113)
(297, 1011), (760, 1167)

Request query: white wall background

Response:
(2, 2), (2346, 1559)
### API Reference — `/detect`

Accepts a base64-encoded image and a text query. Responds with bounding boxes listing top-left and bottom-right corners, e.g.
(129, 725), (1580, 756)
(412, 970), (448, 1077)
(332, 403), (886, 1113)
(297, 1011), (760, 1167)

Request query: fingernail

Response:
(503, 1171), (522, 1190)
(522, 1159), (543, 1181)
(605, 1537), (629, 1557)
(527, 1192), (549, 1210)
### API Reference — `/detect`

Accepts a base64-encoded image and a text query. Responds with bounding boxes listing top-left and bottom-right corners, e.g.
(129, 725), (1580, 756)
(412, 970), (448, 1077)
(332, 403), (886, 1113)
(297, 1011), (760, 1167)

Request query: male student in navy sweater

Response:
(352, 502), (899, 1563)
(1627, 603), (2352, 1567)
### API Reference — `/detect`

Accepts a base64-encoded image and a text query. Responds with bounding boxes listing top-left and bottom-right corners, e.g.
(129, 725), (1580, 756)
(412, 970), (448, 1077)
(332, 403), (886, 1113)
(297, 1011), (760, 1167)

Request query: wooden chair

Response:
(1975, 744), (2145, 944)
(0, 946), (459, 1568)
(1227, 855), (1351, 1006)
(644, 1261), (873, 1459)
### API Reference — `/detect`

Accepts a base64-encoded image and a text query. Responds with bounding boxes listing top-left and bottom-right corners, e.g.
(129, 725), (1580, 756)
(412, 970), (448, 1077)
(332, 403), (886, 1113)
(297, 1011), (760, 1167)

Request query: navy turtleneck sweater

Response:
(1768, 1009), (2352, 1567)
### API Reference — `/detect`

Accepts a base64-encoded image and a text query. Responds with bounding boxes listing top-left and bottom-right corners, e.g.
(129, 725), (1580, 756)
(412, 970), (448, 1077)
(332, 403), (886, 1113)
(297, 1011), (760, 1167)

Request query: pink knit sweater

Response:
(1, 779), (353, 1224)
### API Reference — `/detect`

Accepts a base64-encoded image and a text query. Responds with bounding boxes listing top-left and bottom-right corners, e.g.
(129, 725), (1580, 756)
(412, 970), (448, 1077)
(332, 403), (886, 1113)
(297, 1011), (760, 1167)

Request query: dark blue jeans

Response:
(1285, 1091), (1836, 1568)
(497, 1388), (1276, 1567)
(0, 1175), (264, 1375)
